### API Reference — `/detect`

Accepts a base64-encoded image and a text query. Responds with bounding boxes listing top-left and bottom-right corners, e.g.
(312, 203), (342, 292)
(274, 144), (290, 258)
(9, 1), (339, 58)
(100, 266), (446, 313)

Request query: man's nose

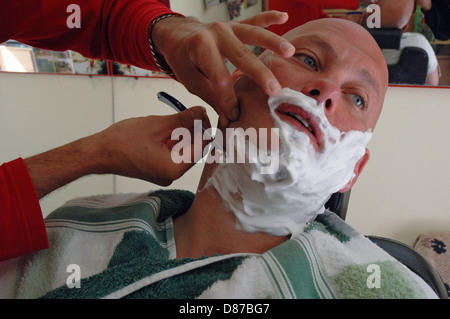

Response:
(301, 80), (340, 115)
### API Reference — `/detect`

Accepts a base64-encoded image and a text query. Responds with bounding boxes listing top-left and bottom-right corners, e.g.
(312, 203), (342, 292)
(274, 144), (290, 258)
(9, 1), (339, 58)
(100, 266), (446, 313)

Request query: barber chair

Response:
(366, 28), (429, 85)
(324, 190), (352, 221)
(325, 192), (448, 299)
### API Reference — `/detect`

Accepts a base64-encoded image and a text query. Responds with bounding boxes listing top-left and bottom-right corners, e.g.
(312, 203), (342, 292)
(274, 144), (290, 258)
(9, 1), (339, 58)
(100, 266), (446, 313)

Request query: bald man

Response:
(175, 18), (388, 258)
(0, 18), (438, 299)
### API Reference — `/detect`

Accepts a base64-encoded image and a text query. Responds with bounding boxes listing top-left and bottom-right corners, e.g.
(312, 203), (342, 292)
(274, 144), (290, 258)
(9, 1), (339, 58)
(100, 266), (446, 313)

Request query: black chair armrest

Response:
(368, 235), (448, 299)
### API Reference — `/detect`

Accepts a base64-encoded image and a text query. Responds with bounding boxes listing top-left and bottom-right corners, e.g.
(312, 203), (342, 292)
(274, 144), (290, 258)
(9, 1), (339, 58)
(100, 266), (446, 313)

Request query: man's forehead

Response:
(284, 19), (383, 59)
(287, 28), (370, 58)
(292, 34), (339, 58)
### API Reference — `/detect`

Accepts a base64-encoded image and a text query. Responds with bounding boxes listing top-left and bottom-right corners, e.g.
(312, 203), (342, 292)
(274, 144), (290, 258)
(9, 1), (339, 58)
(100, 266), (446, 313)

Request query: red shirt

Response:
(268, 0), (360, 35)
(0, 0), (176, 261)
(0, 159), (47, 261)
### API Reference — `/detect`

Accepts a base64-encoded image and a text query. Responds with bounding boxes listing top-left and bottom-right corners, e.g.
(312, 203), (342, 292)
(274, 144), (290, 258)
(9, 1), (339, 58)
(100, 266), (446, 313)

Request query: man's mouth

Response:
(275, 103), (324, 150)
(285, 112), (314, 134)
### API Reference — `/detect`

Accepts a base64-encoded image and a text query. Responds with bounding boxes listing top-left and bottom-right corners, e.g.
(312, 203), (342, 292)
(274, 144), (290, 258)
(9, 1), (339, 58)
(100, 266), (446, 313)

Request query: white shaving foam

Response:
(205, 88), (372, 236)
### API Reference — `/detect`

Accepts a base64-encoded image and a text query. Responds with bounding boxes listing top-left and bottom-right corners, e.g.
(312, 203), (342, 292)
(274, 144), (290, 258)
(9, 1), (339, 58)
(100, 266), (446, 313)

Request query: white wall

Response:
(0, 73), (115, 215)
(346, 86), (450, 246)
(1, 71), (449, 246)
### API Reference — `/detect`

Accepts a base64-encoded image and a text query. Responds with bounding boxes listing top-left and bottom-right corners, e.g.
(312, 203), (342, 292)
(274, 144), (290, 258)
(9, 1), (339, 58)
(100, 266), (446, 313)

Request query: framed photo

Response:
(245, 0), (258, 8)
(227, 0), (243, 20)
(205, 0), (220, 9)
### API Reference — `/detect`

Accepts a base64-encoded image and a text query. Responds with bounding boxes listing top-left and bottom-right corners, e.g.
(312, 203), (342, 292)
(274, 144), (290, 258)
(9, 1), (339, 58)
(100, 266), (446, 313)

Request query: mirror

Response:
(1, 0), (449, 87)
(0, 0), (172, 79)
(325, 4), (450, 87)
(0, 40), (168, 78)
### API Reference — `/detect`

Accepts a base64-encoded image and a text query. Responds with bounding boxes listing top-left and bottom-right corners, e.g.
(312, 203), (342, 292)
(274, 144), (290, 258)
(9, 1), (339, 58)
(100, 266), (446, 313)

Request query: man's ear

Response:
(402, 22), (410, 32)
(339, 148), (370, 193)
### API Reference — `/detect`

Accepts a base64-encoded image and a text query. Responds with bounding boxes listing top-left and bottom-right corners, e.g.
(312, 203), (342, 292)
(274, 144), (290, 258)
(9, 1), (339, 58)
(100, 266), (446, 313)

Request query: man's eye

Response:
(303, 56), (316, 69)
(296, 54), (317, 70)
(350, 94), (365, 109)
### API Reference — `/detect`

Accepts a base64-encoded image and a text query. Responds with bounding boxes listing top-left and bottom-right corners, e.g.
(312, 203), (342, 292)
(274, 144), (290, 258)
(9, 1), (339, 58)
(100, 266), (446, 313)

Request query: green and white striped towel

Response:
(0, 190), (437, 299)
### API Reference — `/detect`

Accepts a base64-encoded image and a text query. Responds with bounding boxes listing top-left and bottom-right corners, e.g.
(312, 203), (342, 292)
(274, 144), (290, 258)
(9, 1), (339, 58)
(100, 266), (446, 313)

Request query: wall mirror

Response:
(325, 3), (450, 87)
(1, 0), (449, 87)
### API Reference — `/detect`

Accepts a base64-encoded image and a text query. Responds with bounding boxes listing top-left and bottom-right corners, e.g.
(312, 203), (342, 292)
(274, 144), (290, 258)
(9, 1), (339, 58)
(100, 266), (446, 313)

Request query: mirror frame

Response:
(1, 0), (449, 87)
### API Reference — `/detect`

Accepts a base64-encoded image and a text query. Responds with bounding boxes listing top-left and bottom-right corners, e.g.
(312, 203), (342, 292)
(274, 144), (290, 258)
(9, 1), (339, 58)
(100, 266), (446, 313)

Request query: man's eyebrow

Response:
(303, 36), (339, 61)
(356, 68), (380, 96)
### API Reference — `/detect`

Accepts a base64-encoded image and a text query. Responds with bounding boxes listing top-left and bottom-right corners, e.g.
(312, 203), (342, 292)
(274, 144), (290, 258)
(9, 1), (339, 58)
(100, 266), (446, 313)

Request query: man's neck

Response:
(173, 167), (288, 259)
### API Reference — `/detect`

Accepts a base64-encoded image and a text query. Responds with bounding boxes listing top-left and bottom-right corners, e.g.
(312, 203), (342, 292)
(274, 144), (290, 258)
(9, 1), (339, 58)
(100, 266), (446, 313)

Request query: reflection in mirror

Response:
(325, 3), (450, 87)
(1, 0), (449, 86)
(0, 40), (168, 77)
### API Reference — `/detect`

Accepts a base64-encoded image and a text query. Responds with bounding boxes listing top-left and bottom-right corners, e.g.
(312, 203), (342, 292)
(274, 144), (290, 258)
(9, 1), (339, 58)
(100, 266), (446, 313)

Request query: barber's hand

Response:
(25, 106), (212, 199)
(95, 106), (211, 186)
(152, 11), (295, 127)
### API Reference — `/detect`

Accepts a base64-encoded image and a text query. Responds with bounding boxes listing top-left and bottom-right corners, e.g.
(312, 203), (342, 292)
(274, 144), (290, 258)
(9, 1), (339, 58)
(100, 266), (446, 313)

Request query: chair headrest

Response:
(325, 191), (351, 220)
(366, 28), (403, 49)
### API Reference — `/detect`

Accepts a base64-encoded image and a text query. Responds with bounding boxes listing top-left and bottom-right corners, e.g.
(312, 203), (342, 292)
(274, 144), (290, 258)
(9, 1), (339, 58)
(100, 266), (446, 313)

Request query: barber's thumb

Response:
(173, 106), (211, 129)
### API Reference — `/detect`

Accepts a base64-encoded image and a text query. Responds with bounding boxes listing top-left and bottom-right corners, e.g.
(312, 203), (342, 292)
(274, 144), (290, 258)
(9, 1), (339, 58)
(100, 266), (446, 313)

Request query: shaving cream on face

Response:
(205, 88), (372, 236)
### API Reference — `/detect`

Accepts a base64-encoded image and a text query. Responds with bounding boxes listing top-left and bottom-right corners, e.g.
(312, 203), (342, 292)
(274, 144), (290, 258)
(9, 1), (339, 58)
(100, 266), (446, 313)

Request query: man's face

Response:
(231, 18), (388, 151)
(204, 20), (389, 236)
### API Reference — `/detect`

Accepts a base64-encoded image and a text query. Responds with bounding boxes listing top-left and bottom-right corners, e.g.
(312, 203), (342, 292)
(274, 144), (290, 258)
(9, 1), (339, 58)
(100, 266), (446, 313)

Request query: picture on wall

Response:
(227, 0), (243, 20)
(205, 0), (220, 9)
(33, 48), (74, 74)
(245, 0), (258, 8)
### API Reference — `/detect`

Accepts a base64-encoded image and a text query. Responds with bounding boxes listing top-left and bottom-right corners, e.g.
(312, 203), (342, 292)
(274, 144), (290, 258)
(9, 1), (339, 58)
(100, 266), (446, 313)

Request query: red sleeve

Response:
(0, 0), (180, 71)
(0, 158), (48, 262)
(296, 0), (360, 10)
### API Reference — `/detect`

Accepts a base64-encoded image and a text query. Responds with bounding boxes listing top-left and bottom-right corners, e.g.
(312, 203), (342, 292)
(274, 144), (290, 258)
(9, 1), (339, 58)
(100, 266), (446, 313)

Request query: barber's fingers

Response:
(231, 20), (295, 58)
(238, 10), (289, 29)
(161, 107), (213, 181)
(185, 75), (231, 128)
(213, 24), (292, 98)
(228, 12), (295, 92)
(164, 106), (212, 151)
(156, 106), (212, 184)
(163, 28), (234, 127)
(162, 105), (211, 133)
(160, 14), (294, 126)
(182, 36), (237, 128)
(174, 105), (211, 129)
(170, 69), (231, 128)
(157, 106), (212, 181)
(182, 22), (294, 124)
